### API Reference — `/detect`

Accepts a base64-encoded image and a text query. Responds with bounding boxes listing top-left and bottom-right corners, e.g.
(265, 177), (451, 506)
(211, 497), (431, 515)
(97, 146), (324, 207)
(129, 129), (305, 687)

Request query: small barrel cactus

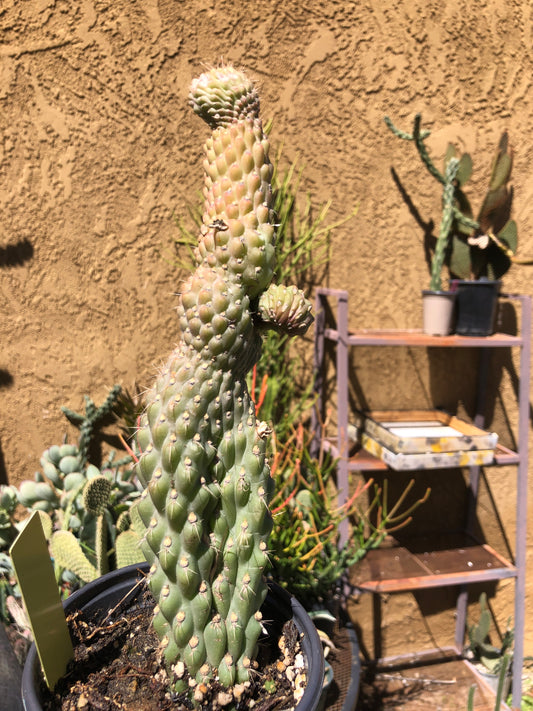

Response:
(134, 64), (313, 690)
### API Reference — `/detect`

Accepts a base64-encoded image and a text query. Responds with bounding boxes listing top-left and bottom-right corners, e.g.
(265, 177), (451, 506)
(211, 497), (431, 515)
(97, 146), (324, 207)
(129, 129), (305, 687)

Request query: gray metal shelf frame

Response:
(312, 287), (530, 709)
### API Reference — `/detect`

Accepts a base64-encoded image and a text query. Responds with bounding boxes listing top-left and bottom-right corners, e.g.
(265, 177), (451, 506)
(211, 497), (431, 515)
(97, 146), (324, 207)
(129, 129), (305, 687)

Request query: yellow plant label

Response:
(10, 511), (73, 689)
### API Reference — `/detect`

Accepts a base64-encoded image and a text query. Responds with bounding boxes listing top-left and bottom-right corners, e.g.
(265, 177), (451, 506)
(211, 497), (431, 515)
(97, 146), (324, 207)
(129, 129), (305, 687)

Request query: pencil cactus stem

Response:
(412, 115), (445, 185)
(452, 207), (479, 232)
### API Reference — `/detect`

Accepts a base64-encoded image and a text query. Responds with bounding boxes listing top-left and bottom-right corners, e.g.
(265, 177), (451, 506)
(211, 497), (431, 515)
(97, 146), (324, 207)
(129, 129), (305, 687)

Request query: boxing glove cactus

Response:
(135, 64), (313, 689)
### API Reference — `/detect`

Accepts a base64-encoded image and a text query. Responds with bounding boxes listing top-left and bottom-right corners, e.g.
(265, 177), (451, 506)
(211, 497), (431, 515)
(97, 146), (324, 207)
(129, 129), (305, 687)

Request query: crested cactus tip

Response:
(134, 64), (313, 692)
(189, 64), (260, 129)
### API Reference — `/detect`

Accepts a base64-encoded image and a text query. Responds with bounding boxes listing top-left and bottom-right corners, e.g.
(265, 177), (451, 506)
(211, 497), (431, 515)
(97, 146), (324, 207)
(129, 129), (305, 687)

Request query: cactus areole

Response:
(134, 65), (313, 690)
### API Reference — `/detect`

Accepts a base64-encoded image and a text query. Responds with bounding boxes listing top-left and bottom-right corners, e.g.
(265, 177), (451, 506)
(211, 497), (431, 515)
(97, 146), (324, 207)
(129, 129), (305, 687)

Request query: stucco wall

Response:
(1, 0), (532, 658)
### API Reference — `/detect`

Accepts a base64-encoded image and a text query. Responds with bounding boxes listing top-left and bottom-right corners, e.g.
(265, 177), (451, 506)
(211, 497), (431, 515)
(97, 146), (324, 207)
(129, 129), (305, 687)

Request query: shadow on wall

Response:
(0, 237), (34, 484)
(0, 372), (14, 485)
(390, 167), (437, 277)
(0, 370), (13, 389)
(0, 238), (34, 268)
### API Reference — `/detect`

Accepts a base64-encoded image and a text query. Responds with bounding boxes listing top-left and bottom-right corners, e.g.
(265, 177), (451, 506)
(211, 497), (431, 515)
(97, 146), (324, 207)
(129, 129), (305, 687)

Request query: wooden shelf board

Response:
(323, 327), (522, 348)
(350, 532), (517, 593)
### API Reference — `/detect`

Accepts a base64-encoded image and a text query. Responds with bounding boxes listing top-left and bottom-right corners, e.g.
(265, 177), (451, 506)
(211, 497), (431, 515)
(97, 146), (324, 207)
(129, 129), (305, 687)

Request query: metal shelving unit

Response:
(312, 288), (531, 708)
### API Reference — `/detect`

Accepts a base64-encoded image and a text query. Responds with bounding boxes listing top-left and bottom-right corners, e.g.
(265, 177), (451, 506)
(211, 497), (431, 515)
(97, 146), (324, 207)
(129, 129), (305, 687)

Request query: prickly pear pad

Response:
(135, 64), (313, 688)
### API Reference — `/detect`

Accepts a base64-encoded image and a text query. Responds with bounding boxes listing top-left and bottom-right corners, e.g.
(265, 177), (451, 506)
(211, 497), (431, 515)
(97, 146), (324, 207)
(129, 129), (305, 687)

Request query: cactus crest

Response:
(135, 64), (312, 690)
(189, 64), (260, 129)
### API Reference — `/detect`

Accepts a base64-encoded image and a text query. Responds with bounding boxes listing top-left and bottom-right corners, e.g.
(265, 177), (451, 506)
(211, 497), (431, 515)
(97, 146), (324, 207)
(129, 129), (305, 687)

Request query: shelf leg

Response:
(373, 593), (382, 662)
(337, 292), (350, 546)
(511, 295), (531, 709)
(454, 585), (468, 653)
(311, 291), (327, 459)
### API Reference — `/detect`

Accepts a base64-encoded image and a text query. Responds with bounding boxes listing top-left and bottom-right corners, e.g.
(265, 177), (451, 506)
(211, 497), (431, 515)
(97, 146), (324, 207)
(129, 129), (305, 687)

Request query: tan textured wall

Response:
(1, 0), (533, 658)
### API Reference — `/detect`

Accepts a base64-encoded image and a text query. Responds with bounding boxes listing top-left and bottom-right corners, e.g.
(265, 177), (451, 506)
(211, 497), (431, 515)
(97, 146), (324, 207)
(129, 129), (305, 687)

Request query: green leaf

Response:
(489, 147), (512, 192)
(456, 153), (473, 187)
(449, 234), (472, 279)
(444, 143), (456, 166)
(454, 187), (475, 236)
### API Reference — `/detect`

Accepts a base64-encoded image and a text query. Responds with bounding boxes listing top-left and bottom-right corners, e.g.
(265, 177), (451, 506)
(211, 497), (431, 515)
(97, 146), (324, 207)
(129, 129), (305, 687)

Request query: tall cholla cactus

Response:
(134, 64), (313, 691)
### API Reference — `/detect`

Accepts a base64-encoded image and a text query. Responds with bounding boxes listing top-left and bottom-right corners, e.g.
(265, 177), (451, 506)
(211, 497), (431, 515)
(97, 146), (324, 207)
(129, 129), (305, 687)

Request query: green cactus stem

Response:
(61, 384), (122, 464)
(257, 283), (314, 336)
(134, 64), (313, 690)
(83, 475), (113, 575)
(0, 486), (20, 548)
(115, 529), (144, 568)
(430, 157), (459, 291)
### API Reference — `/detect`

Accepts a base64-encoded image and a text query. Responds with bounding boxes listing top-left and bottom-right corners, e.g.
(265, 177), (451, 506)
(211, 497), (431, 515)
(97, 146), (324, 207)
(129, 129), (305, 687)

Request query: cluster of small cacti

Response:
(384, 114), (519, 286)
(15, 442), (144, 584)
(17, 443), (83, 514)
(1, 387), (145, 588)
(134, 64), (313, 691)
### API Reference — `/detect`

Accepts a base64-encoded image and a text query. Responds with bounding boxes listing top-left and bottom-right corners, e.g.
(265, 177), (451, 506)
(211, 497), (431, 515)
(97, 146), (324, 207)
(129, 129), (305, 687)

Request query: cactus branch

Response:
(384, 114), (441, 183)
(430, 157), (459, 291)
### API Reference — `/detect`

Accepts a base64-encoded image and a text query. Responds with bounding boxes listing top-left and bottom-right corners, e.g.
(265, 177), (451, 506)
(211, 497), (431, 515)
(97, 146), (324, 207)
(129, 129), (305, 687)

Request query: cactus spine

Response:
(134, 64), (312, 689)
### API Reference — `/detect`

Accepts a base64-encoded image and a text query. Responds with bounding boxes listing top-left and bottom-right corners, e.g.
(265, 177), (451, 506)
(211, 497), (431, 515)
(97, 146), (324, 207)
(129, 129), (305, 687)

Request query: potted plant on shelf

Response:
(385, 114), (464, 335)
(385, 114), (528, 336)
(446, 131), (520, 336)
(18, 63), (325, 711)
(465, 592), (514, 697)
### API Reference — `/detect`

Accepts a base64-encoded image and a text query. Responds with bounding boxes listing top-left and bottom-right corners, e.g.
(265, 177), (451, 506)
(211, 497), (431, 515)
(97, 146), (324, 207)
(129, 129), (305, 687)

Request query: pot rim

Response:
(421, 289), (456, 296)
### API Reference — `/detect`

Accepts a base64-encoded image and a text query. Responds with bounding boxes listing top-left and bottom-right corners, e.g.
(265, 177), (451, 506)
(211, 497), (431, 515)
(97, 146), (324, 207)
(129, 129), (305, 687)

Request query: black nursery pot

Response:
(21, 563), (325, 711)
(453, 279), (501, 336)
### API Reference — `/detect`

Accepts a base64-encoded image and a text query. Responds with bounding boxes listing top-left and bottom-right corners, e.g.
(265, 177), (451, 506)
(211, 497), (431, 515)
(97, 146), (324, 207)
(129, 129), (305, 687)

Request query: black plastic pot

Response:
(0, 623), (24, 711)
(452, 279), (501, 336)
(22, 563), (324, 711)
